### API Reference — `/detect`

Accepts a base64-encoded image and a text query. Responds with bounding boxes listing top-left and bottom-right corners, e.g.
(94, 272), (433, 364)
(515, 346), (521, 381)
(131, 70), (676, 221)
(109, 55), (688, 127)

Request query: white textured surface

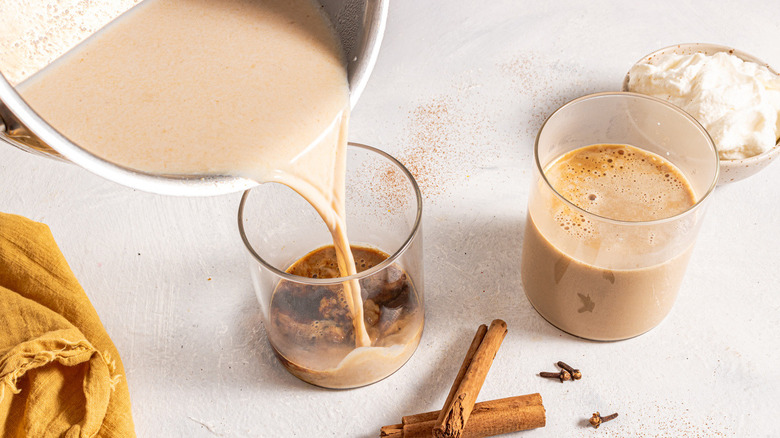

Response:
(2, 1), (780, 436)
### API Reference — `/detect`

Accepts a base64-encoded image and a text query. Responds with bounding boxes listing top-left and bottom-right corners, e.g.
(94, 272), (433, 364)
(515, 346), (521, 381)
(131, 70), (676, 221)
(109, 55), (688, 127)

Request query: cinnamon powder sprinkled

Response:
(499, 52), (590, 136)
(366, 160), (411, 214)
(591, 400), (733, 437)
(394, 95), (495, 200)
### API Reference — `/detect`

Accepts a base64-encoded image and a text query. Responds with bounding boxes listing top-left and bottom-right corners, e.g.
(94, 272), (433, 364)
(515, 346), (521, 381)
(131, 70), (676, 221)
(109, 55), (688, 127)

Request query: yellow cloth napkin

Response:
(0, 212), (135, 437)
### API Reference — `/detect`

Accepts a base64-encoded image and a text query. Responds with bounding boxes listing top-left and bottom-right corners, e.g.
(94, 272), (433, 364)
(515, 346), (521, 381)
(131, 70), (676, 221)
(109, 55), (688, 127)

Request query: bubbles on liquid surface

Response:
(546, 144), (696, 223)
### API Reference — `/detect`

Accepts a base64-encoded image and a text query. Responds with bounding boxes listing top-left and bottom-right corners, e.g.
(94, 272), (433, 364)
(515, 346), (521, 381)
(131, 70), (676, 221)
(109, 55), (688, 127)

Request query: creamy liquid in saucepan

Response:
(17, 0), (420, 386)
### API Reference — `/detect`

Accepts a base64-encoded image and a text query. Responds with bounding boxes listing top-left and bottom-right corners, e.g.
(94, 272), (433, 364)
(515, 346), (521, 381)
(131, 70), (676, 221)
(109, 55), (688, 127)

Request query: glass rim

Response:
(534, 91), (720, 226)
(237, 142), (423, 284)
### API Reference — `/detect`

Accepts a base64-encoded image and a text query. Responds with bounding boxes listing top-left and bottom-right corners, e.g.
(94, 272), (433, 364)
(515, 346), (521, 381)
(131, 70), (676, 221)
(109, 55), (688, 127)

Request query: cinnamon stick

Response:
(433, 319), (508, 438)
(380, 424), (403, 437)
(380, 394), (546, 438)
(382, 324), (488, 438)
(410, 324), (488, 425)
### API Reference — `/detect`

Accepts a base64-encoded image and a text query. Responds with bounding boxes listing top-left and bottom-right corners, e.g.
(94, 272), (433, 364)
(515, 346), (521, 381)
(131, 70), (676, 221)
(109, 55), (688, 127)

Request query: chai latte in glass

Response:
(521, 144), (697, 340)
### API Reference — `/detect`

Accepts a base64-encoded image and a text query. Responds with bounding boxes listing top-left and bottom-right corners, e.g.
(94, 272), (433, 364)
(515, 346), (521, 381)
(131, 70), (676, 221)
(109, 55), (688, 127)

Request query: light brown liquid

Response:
(269, 246), (423, 388)
(521, 144), (697, 340)
(15, 0), (416, 384)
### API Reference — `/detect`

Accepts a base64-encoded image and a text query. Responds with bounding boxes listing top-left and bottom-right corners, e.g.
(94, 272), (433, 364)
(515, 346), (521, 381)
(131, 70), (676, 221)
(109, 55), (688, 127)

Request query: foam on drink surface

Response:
(545, 144), (696, 223)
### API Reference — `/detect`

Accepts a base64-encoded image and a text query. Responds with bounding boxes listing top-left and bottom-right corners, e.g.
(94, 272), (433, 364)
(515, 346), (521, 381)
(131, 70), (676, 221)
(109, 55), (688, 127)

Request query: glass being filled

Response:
(239, 144), (424, 388)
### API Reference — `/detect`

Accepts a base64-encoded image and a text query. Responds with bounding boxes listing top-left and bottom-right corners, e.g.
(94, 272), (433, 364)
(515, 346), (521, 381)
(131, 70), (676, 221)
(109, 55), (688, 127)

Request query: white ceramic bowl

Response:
(623, 43), (780, 185)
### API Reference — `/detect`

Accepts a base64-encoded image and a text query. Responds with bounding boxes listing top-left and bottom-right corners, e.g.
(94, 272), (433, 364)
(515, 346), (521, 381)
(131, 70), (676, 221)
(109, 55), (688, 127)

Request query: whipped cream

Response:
(628, 51), (780, 160)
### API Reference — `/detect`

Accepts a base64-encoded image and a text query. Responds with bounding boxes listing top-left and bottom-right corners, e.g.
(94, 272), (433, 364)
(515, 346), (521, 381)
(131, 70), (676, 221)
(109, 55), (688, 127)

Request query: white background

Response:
(2, 1), (779, 436)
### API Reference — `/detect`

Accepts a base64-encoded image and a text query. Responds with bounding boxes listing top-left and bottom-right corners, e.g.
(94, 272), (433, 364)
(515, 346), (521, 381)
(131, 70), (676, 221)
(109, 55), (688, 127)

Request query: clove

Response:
(539, 370), (571, 382)
(589, 412), (618, 429)
(556, 361), (582, 380)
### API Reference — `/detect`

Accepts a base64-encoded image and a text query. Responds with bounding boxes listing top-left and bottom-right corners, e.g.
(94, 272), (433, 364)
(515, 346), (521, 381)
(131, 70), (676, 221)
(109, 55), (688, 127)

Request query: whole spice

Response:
(556, 361), (582, 380)
(539, 370), (571, 382)
(433, 320), (508, 438)
(589, 412), (618, 429)
(380, 320), (546, 438)
(380, 395), (546, 438)
(435, 324), (488, 424)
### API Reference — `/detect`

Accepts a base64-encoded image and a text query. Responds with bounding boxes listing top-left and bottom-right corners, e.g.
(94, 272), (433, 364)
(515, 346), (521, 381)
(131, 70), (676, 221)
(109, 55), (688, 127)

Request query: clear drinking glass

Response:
(238, 142), (424, 388)
(521, 92), (719, 341)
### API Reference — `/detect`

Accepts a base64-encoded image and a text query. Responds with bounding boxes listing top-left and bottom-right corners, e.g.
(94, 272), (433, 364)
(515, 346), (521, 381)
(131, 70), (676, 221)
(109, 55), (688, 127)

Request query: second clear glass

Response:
(521, 92), (719, 341)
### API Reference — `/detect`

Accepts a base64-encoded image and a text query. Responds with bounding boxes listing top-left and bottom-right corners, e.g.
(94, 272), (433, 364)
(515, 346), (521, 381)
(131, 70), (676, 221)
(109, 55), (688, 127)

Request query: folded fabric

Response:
(0, 212), (135, 437)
